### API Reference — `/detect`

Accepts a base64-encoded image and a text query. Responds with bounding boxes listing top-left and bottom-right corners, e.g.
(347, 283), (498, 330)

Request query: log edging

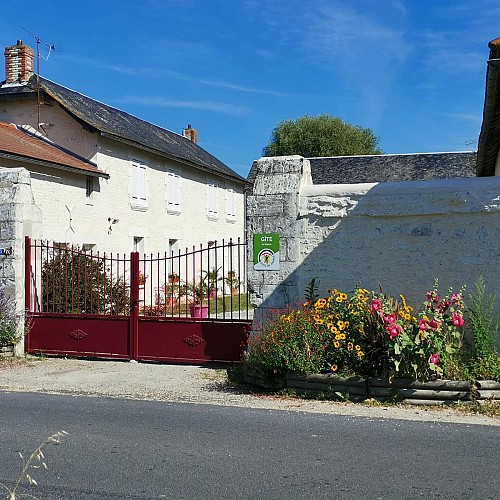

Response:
(244, 370), (500, 404)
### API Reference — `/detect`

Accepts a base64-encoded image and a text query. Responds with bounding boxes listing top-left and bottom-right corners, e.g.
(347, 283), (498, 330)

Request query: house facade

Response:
(0, 40), (248, 256)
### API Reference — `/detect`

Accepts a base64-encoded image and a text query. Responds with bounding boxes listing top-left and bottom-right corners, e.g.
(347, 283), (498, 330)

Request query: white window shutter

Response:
(226, 188), (235, 218)
(167, 172), (181, 208)
(132, 162), (147, 207)
(207, 183), (218, 216)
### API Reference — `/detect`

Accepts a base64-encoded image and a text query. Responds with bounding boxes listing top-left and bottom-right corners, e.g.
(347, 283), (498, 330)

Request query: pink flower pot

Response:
(189, 304), (209, 318)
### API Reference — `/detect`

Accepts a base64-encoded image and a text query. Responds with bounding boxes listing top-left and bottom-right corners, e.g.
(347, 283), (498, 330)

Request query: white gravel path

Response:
(1, 357), (498, 427)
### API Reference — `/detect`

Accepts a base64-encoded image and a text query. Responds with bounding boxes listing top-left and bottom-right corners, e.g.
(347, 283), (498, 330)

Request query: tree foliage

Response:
(42, 249), (129, 315)
(262, 114), (383, 158)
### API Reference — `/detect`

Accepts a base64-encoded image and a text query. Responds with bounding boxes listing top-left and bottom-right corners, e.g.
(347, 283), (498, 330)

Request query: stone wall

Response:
(0, 168), (41, 353)
(247, 156), (500, 341)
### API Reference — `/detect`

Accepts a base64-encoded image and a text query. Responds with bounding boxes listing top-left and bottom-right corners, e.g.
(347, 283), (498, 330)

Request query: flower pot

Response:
(190, 304), (209, 318)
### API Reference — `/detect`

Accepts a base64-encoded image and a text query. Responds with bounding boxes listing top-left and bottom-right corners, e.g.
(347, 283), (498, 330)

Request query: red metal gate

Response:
(25, 237), (251, 363)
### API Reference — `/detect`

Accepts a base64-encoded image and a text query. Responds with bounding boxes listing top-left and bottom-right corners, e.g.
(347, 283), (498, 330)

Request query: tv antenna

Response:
(20, 26), (57, 131)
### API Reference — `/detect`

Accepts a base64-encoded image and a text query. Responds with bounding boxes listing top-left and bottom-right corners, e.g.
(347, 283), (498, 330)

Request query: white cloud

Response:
(116, 95), (249, 116)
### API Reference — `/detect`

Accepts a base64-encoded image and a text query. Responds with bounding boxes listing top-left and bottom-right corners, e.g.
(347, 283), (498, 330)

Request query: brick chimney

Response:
(4, 40), (34, 84)
(182, 124), (198, 144)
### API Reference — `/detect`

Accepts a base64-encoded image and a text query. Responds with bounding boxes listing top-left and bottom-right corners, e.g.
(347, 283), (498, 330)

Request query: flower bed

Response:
(243, 279), (500, 397)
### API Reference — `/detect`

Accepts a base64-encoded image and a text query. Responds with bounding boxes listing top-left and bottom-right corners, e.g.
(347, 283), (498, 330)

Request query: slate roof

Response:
(476, 38), (500, 177)
(308, 152), (476, 184)
(0, 76), (247, 184)
(0, 122), (108, 177)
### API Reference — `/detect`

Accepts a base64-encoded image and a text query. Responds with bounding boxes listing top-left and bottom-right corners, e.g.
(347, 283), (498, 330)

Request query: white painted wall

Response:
(247, 156), (500, 328)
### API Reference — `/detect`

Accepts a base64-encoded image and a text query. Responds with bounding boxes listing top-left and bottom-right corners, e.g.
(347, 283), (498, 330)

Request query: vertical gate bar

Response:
(56, 242), (61, 313)
(83, 247), (88, 313)
(70, 245), (74, 313)
(104, 252), (108, 315)
(130, 251), (139, 360)
(77, 246), (81, 313)
(110, 252), (114, 314)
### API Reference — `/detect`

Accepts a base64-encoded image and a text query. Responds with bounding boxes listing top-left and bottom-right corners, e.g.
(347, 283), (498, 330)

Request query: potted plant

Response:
(225, 271), (242, 294)
(206, 267), (222, 299)
(187, 273), (212, 318)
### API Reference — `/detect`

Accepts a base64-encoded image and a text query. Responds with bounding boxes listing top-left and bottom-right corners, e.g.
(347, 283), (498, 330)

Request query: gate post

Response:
(129, 251), (140, 360)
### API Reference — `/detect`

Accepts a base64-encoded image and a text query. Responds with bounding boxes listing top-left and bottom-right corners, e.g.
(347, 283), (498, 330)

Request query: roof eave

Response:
(476, 59), (500, 177)
(0, 151), (109, 178)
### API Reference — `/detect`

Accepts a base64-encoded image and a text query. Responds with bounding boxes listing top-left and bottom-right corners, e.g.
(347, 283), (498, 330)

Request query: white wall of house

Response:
(0, 99), (245, 255)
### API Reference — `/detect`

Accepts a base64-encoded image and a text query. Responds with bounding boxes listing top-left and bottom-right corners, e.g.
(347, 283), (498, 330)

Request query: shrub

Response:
(41, 248), (129, 315)
(466, 276), (499, 358)
(0, 285), (19, 345)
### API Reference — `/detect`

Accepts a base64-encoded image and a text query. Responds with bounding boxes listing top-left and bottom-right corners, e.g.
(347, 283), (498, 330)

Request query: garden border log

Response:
(244, 371), (499, 403)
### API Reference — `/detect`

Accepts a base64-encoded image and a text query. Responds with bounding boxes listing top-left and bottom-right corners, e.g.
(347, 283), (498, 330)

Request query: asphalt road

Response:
(0, 392), (499, 499)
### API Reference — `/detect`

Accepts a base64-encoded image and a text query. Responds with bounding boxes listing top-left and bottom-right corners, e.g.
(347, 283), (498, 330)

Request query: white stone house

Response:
(0, 40), (248, 257)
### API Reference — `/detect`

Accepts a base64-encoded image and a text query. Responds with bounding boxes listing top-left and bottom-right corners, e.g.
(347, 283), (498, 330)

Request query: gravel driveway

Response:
(1, 357), (498, 426)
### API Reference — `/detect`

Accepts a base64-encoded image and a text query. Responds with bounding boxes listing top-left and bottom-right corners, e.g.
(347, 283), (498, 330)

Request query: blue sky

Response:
(1, 0), (498, 177)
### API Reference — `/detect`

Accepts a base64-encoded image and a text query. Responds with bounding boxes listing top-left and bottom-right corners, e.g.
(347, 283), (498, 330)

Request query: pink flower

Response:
(384, 313), (397, 325)
(418, 319), (429, 331)
(451, 312), (464, 327)
(451, 293), (462, 304)
(438, 300), (450, 313)
(429, 319), (440, 330)
(386, 324), (402, 340)
(429, 353), (439, 365)
(370, 299), (382, 313)
(426, 291), (439, 303)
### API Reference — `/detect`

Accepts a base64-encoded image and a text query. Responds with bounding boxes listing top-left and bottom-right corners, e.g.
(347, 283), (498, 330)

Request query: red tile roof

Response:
(0, 122), (108, 177)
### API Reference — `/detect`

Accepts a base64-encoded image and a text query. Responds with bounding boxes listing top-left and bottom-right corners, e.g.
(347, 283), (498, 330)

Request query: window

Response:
(86, 176), (94, 198)
(133, 236), (144, 253)
(225, 188), (236, 221)
(207, 182), (218, 220)
(131, 161), (147, 210)
(166, 171), (181, 213)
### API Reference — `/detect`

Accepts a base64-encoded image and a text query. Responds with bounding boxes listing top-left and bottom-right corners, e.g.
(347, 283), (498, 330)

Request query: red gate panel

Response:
(137, 318), (249, 363)
(27, 314), (130, 359)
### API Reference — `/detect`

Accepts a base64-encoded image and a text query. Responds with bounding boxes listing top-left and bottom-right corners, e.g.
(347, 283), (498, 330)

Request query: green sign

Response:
(253, 233), (280, 270)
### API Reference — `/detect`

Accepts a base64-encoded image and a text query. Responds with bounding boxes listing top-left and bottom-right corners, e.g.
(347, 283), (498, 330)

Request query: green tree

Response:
(262, 114), (383, 157)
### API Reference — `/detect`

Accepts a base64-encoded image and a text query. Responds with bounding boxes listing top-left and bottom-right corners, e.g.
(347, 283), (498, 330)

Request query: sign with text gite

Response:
(253, 233), (280, 270)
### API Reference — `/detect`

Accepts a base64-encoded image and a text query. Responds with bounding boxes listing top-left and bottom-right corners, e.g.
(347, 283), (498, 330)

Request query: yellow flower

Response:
(355, 344), (361, 351)
(330, 326), (339, 334)
(340, 293), (348, 301)
(334, 341), (341, 348)
(335, 296), (343, 303)
(315, 318), (324, 325)
(357, 351), (364, 358)
(338, 333), (346, 340)
(347, 342), (354, 351)
(315, 298), (327, 308)
(331, 364), (338, 372)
